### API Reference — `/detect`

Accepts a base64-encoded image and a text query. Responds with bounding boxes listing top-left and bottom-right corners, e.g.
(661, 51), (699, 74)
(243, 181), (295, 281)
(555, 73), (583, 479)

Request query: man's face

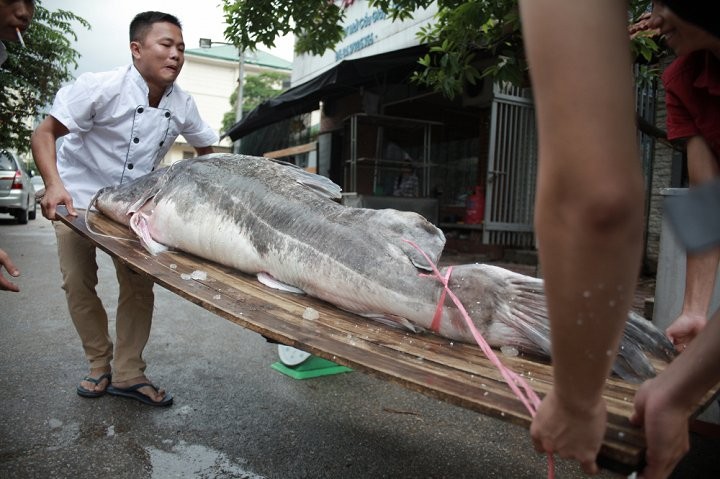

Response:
(0, 0), (34, 42)
(131, 21), (185, 90)
(650, 1), (719, 56)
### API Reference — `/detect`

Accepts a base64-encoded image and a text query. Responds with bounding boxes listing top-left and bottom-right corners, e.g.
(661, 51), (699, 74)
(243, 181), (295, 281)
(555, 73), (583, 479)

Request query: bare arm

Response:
(632, 309), (720, 478)
(30, 116), (75, 220)
(520, 0), (644, 473)
(669, 135), (720, 350)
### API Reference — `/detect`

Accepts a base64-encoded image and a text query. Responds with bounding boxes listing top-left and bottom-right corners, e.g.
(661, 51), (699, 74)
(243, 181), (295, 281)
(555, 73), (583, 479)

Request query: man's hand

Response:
(530, 389), (606, 475)
(630, 379), (690, 479)
(666, 313), (707, 352)
(40, 183), (76, 220)
(0, 248), (20, 292)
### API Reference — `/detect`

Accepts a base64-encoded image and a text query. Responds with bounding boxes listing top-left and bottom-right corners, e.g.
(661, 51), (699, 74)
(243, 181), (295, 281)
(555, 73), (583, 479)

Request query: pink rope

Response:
(407, 239), (555, 477)
(429, 267), (451, 333)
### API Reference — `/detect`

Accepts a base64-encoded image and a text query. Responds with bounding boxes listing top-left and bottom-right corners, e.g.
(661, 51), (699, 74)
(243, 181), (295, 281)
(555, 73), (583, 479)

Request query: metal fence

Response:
(483, 82), (538, 248)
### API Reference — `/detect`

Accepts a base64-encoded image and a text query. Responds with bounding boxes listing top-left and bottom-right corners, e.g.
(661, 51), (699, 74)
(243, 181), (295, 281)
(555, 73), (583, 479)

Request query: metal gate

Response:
(483, 83), (538, 248)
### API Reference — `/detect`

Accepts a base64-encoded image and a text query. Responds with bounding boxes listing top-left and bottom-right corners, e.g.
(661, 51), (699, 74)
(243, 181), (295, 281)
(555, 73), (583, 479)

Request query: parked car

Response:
(0, 149), (36, 224)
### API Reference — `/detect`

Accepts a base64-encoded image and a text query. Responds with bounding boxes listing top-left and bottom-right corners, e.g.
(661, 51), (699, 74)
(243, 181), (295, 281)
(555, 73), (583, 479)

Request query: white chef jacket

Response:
(50, 64), (219, 209)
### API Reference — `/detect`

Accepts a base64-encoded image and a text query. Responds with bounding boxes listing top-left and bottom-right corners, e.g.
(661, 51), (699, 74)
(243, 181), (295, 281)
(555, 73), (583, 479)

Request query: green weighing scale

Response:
(271, 345), (353, 380)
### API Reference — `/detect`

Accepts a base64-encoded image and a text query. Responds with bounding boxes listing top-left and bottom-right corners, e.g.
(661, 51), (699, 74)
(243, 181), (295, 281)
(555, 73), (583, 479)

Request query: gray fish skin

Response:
(94, 154), (675, 382)
(96, 154), (445, 328)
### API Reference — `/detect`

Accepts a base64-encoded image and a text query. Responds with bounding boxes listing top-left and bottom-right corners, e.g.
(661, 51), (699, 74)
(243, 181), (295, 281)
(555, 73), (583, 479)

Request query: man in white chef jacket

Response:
(31, 11), (218, 406)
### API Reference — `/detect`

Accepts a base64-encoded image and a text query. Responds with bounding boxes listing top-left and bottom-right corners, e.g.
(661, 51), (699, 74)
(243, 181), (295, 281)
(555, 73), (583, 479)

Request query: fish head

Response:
(93, 169), (168, 226)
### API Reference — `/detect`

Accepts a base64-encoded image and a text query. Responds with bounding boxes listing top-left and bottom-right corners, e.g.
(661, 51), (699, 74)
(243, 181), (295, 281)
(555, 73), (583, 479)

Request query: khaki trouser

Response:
(54, 222), (155, 382)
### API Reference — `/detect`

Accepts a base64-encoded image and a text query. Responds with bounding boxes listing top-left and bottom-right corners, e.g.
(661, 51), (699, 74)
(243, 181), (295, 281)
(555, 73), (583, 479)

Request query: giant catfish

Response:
(92, 154), (675, 382)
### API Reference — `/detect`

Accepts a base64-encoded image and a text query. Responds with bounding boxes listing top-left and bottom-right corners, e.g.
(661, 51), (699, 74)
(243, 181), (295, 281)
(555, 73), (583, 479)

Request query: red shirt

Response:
(663, 51), (720, 158)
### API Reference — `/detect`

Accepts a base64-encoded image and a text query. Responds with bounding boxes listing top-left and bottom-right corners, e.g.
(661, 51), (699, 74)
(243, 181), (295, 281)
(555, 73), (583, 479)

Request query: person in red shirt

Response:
(632, 3), (720, 479)
(654, 2), (720, 354)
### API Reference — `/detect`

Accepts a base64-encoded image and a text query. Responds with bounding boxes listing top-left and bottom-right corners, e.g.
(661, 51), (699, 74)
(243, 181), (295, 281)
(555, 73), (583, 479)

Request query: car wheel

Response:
(16, 207), (28, 224)
(28, 196), (36, 220)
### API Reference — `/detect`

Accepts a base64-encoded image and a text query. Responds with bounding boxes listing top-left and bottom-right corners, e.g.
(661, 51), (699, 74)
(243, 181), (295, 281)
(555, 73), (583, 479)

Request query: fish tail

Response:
(500, 278), (552, 357)
(622, 311), (676, 362)
(448, 264), (673, 382)
(447, 264), (553, 358)
(613, 338), (657, 383)
(505, 272), (676, 382)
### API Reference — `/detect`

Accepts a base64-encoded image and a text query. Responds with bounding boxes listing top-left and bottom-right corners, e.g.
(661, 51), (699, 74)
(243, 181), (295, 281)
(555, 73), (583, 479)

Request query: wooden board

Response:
(57, 207), (715, 474)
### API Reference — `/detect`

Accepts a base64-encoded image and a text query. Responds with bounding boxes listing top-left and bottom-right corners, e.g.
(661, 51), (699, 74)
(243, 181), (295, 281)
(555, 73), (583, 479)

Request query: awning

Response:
(225, 45), (428, 141)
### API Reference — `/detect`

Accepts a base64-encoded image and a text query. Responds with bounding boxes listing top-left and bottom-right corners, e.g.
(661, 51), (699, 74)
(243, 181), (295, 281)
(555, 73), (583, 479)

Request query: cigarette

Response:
(16, 28), (25, 48)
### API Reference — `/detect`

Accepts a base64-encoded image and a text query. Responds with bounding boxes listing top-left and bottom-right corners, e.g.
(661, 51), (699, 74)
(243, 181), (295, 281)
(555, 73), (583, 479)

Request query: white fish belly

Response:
(147, 199), (265, 274)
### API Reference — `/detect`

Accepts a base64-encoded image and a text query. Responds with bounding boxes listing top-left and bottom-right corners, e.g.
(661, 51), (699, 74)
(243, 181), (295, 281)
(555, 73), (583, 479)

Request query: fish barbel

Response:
(93, 154), (674, 382)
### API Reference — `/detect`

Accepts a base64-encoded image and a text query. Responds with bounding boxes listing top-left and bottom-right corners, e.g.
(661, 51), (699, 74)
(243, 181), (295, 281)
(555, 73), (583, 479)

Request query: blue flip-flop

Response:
(106, 382), (173, 407)
(76, 373), (112, 398)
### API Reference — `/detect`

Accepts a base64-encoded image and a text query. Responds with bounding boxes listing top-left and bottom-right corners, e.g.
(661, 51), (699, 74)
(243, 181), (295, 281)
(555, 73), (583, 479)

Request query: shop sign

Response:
(291, 0), (437, 85)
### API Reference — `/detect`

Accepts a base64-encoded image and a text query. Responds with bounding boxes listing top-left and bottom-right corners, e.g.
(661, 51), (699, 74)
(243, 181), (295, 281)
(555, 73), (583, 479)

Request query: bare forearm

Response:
(682, 248), (720, 316)
(31, 116), (74, 218)
(657, 313), (720, 412)
(537, 204), (643, 405)
(30, 117), (64, 188)
(681, 136), (720, 316)
(522, 0), (644, 406)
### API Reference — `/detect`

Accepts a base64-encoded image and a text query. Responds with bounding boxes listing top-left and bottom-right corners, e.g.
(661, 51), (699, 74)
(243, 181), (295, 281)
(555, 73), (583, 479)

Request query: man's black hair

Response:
(129, 11), (182, 42)
(663, 0), (720, 39)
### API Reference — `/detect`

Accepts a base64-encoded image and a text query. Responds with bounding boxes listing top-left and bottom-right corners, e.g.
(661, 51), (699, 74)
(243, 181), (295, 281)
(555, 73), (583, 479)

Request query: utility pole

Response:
(234, 48), (245, 154)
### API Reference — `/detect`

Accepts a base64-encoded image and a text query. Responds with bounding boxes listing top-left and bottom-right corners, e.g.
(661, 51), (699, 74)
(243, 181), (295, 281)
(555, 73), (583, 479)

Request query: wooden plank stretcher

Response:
(59, 207), (717, 475)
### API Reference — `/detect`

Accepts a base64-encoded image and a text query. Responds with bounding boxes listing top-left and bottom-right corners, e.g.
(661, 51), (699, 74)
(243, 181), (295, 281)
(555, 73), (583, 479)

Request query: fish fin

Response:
(265, 157), (342, 200)
(257, 272), (306, 294)
(129, 212), (168, 256)
(493, 276), (552, 357)
(623, 311), (676, 362)
(360, 313), (422, 333)
(296, 175), (343, 201)
(610, 312), (676, 382)
(405, 252), (436, 272)
(449, 264), (552, 356)
(612, 339), (657, 383)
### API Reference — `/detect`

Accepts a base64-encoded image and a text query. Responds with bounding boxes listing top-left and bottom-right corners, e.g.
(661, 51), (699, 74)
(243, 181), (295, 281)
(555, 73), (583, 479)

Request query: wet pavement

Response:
(1, 215), (718, 478)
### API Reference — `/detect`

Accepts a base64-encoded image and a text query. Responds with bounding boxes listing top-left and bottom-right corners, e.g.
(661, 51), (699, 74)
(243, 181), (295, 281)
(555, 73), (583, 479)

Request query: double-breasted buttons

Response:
(123, 106), (172, 180)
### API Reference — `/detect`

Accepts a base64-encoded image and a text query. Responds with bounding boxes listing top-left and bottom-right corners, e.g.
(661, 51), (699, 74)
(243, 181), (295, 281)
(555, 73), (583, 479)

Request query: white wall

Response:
(178, 56), (239, 141)
(162, 53), (291, 164)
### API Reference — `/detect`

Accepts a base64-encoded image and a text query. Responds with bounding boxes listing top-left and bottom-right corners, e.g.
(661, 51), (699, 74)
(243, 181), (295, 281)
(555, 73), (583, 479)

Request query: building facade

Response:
(227, 1), (678, 269)
(163, 45), (292, 165)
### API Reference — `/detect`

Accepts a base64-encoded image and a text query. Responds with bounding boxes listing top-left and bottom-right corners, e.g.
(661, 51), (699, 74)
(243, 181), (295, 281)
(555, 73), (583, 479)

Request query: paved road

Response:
(1, 215), (718, 478)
